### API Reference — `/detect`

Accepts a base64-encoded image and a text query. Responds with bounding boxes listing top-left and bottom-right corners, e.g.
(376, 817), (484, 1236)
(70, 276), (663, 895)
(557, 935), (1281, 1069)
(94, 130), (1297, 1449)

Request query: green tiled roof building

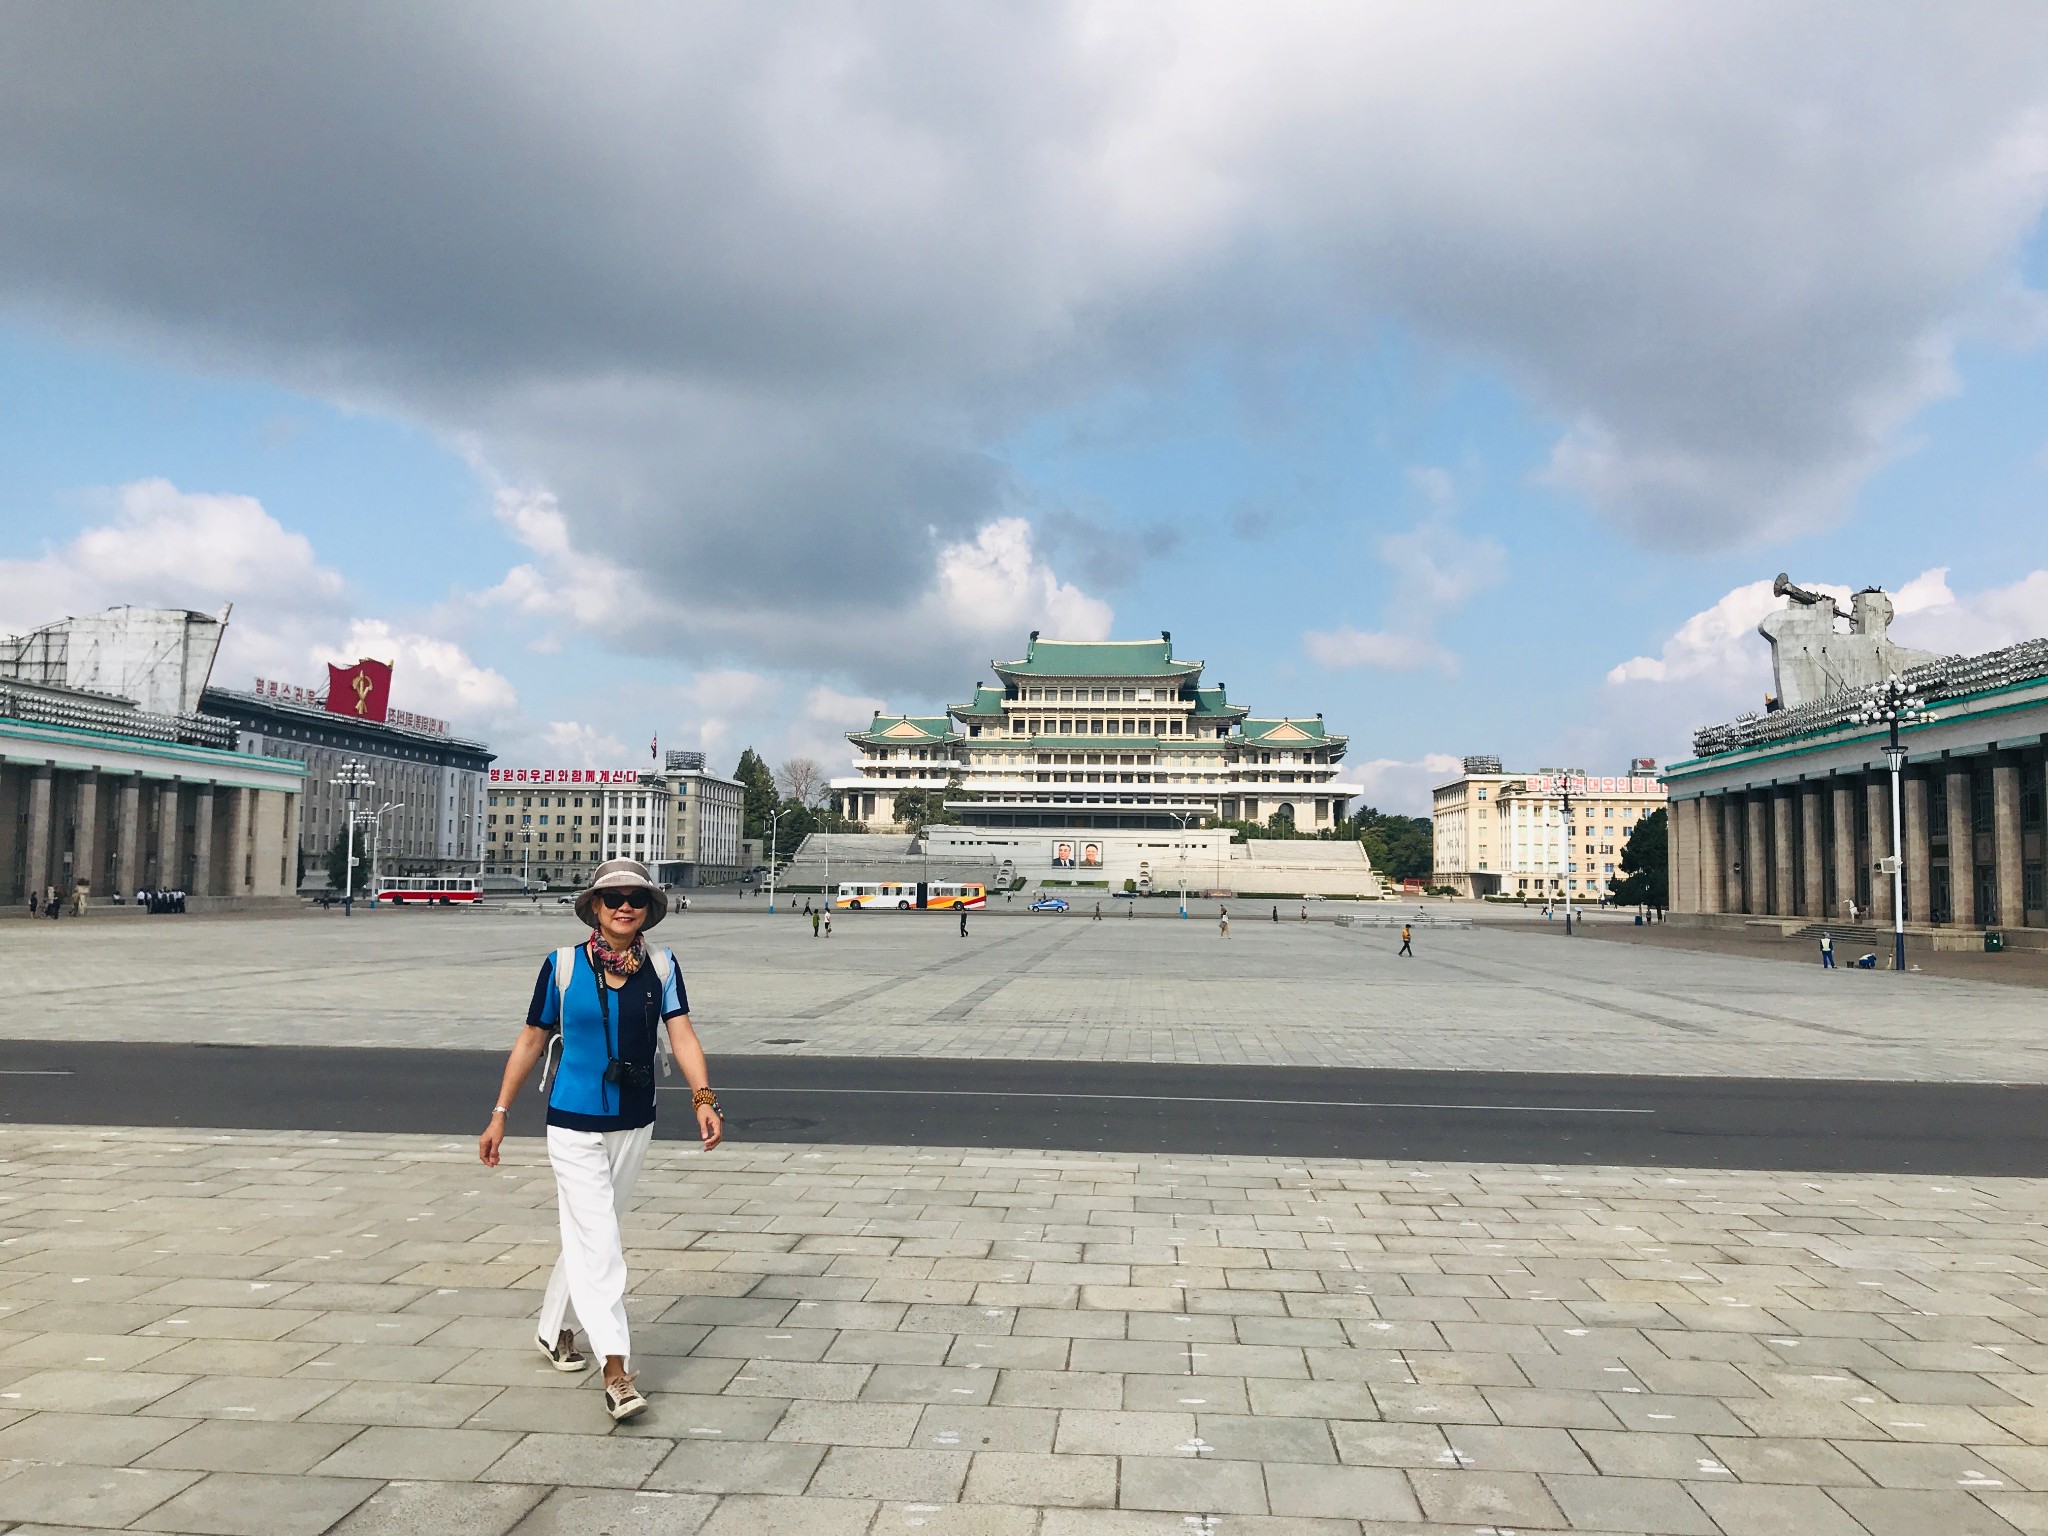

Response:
(832, 631), (1361, 832)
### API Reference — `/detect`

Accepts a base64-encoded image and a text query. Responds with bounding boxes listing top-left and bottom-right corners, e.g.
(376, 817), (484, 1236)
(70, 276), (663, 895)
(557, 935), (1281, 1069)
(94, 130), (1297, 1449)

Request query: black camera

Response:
(604, 1058), (653, 1090)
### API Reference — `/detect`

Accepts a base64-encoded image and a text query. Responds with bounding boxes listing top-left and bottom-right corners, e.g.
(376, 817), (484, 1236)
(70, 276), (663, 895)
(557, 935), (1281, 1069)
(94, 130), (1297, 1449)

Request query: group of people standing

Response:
(137, 888), (188, 914)
(24, 885), (77, 919)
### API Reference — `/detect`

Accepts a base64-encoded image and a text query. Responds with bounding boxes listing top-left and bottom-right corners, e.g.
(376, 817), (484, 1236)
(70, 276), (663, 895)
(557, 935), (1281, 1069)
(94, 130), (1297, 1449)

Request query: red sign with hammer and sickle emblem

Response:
(325, 658), (393, 723)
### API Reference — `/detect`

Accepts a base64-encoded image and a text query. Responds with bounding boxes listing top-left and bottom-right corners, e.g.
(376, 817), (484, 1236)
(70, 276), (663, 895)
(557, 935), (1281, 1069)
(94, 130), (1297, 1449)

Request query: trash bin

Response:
(1986, 931), (2005, 953)
(1634, 913), (1643, 926)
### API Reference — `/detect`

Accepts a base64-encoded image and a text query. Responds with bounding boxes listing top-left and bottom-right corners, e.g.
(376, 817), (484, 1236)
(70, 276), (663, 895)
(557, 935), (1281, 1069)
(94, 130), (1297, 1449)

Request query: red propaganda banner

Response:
(326, 658), (393, 723)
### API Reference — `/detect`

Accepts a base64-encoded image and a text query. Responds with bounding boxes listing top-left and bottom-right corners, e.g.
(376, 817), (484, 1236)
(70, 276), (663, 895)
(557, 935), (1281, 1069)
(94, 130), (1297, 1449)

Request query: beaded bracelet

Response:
(691, 1087), (720, 1109)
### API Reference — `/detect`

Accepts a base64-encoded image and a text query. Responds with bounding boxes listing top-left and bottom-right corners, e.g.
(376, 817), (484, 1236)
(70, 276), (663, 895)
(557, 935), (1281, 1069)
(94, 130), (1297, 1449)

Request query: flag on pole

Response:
(650, 734), (658, 761)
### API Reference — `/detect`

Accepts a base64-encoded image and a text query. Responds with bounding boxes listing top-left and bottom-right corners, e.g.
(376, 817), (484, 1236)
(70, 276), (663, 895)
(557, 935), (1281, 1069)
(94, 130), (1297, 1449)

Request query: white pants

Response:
(538, 1124), (653, 1367)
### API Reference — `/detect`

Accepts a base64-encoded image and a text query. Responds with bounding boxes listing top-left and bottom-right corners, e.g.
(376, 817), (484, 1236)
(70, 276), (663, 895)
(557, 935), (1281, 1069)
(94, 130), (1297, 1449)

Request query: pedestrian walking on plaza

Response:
(1300, 904), (1307, 922)
(1564, 910), (1573, 935)
(1399, 923), (1413, 957)
(26, 890), (36, 918)
(1271, 905), (1278, 923)
(822, 908), (832, 937)
(479, 858), (722, 1425)
(1218, 905), (1229, 937)
(47, 886), (61, 920)
(1092, 902), (1101, 921)
(959, 905), (968, 938)
(1820, 930), (1835, 969)
(811, 908), (820, 938)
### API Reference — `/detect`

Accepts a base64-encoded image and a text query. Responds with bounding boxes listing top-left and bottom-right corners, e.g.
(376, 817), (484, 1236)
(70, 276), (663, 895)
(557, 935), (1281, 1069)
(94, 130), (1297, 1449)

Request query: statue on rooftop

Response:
(1757, 574), (1939, 711)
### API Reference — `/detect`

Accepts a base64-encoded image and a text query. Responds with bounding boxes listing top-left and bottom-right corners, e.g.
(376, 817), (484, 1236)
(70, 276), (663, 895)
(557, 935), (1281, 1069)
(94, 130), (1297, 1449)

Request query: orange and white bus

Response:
(834, 880), (986, 911)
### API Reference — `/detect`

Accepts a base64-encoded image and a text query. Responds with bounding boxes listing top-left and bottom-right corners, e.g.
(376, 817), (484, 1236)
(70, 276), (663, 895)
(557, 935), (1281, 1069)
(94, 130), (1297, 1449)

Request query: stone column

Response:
(116, 774), (142, 899)
(72, 770), (99, 901)
(1696, 794), (1723, 913)
(224, 787), (251, 896)
(1743, 792), (1768, 915)
(1831, 781), (1857, 919)
(1865, 778), (1893, 923)
(1903, 771), (1931, 925)
(1669, 798), (1694, 912)
(1771, 789), (1796, 916)
(1800, 785), (1825, 917)
(1723, 797), (1745, 912)
(191, 786), (216, 897)
(1946, 765), (1975, 927)
(283, 792), (301, 893)
(154, 780), (181, 889)
(24, 764), (52, 901)
(1994, 757), (2022, 931)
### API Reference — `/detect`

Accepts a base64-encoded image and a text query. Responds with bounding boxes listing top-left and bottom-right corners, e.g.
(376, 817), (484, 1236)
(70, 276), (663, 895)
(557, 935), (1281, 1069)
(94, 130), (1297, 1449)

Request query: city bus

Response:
(834, 880), (986, 911)
(374, 875), (482, 905)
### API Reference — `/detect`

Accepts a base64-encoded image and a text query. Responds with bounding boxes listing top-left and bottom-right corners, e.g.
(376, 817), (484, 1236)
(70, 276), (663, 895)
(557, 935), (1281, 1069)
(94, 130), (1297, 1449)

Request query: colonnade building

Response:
(829, 631), (1362, 833)
(1664, 577), (2048, 944)
(0, 608), (303, 906)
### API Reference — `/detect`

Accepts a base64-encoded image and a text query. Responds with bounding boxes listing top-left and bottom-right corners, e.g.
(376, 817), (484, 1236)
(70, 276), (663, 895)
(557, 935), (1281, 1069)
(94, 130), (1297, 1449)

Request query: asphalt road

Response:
(3, 1040), (2044, 1174)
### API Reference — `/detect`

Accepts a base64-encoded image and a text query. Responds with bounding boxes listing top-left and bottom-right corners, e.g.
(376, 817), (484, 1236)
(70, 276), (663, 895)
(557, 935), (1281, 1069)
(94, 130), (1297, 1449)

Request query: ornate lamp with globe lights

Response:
(1853, 676), (1930, 973)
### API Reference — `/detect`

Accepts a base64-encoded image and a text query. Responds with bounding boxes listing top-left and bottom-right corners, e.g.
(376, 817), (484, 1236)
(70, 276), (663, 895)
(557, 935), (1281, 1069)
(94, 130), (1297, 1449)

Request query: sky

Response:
(1, 4), (2045, 814)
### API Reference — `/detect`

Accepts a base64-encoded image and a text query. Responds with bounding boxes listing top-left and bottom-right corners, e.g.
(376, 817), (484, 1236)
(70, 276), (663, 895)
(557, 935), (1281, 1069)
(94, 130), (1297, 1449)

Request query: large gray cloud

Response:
(2, 2), (2045, 681)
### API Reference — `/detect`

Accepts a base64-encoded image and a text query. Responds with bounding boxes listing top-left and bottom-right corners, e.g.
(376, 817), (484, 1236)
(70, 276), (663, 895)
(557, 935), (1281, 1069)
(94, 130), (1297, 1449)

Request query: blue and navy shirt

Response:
(527, 945), (688, 1132)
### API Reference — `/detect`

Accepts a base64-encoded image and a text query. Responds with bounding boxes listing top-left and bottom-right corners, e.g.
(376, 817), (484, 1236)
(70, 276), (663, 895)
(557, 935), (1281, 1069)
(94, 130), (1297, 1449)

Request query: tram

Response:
(374, 875), (482, 905)
(833, 880), (986, 911)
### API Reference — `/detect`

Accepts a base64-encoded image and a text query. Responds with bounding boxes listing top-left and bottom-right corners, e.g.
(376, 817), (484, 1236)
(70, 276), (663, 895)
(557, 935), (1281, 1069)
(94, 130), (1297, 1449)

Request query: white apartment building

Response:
(1433, 756), (1667, 899)
(483, 754), (744, 889)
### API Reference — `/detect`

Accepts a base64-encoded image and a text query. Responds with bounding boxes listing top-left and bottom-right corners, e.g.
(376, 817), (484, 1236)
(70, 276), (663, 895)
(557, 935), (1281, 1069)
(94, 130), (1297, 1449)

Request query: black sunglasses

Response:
(597, 888), (651, 911)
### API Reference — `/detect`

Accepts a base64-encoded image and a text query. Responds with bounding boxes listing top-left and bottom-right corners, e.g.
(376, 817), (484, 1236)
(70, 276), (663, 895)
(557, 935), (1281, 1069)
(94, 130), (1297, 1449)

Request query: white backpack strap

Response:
(649, 948), (676, 1076)
(538, 945), (577, 1096)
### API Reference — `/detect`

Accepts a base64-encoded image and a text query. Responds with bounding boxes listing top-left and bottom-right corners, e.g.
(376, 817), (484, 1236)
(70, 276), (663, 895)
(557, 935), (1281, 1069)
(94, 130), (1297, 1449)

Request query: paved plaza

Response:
(2, 906), (2045, 1081)
(5, 1126), (2048, 1535)
(5, 911), (2048, 1532)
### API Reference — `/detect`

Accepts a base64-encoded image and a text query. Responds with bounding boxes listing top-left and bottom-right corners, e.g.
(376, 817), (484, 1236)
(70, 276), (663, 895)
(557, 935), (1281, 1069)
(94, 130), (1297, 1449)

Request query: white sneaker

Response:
(536, 1330), (590, 1373)
(604, 1373), (647, 1422)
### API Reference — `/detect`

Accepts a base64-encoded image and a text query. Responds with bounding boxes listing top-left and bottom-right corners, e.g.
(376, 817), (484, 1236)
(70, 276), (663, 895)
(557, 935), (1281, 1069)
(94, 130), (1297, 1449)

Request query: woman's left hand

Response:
(696, 1104), (724, 1150)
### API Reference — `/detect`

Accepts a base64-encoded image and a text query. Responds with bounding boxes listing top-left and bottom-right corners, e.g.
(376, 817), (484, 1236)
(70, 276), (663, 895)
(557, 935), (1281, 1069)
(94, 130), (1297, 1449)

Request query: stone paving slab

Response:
(4, 908), (2048, 1080)
(4, 1125), (2048, 1532)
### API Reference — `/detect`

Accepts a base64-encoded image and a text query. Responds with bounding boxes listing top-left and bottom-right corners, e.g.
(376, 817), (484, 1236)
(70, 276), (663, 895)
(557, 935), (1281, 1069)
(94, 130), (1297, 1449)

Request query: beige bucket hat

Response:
(573, 857), (668, 930)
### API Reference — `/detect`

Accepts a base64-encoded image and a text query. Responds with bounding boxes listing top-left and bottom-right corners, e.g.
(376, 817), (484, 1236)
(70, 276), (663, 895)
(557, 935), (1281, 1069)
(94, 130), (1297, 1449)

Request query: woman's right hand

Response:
(478, 1116), (505, 1167)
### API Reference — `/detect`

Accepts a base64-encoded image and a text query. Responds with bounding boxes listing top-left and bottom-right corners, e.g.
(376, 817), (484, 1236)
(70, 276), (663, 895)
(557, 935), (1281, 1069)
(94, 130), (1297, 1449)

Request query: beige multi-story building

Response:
(830, 631), (1362, 832)
(483, 752), (743, 889)
(1433, 756), (1667, 899)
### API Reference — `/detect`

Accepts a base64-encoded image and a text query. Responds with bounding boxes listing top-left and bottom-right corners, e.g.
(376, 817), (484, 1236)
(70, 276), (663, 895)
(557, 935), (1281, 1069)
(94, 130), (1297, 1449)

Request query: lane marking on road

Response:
(0, 1070), (73, 1076)
(666, 1086), (1652, 1114)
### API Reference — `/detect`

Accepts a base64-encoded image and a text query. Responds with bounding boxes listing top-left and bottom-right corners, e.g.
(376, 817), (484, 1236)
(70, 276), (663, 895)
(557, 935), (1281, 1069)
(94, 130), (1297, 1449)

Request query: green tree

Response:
(892, 782), (962, 843)
(322, 833), (358, 894)
(733, 747), (780, 843)
(1610, 807), (1669, 910)
(1353, 805), (1433, 882)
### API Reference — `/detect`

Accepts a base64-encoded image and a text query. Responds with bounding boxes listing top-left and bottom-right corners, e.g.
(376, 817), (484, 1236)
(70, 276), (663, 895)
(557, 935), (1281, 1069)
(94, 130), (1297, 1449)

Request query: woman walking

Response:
(478, 858), (723, 1422)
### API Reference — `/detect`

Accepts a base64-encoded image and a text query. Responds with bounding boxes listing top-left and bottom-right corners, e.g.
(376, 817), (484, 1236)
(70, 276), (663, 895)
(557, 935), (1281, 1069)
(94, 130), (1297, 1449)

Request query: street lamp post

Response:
(367, 801), (404, 905)
(766, 807), (782, 914)
(1558, 786), (1575, 933)
(331, 760), (373, 914)
(1855, 675), (1929, 973)
(1170, 810), (1194, 918)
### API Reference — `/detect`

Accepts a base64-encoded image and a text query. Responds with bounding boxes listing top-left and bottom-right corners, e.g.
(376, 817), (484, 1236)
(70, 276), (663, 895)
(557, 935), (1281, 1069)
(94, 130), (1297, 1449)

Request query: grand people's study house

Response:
(1665, 575), (2048, 949)
(830, 630), (1363, 834)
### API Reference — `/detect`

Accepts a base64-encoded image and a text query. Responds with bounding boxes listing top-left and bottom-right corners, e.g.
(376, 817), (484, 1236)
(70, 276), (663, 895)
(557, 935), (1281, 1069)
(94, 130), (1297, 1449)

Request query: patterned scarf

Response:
(587, 931), (645, 978)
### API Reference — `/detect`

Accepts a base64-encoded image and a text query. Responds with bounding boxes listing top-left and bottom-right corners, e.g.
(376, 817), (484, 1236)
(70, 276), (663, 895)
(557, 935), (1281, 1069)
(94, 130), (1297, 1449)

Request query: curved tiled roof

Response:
(993, 635), (1201, 678)
(848, 714), (960, 747)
